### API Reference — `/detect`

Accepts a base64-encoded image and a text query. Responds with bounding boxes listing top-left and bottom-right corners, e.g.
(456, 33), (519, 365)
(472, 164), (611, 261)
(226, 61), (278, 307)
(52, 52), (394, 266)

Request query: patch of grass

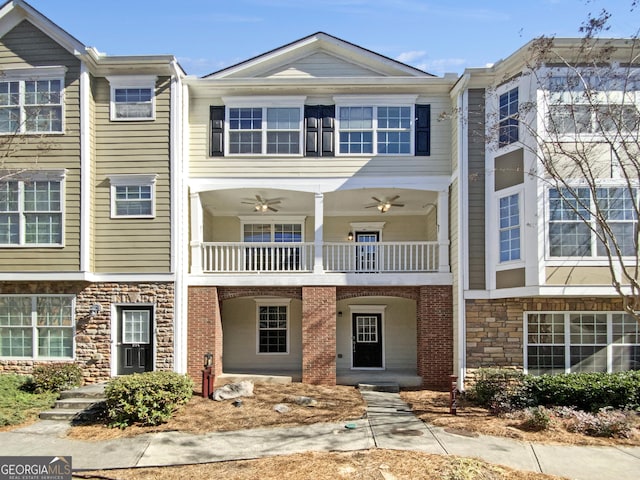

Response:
(0, 374), (58, 428)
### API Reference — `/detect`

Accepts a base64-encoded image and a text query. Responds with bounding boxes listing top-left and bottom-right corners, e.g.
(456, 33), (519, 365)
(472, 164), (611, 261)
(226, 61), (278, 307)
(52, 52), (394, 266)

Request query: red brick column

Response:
(417, 285), (453, 389)
(187, 286), (223, 389)
(302, 286), (336, 385)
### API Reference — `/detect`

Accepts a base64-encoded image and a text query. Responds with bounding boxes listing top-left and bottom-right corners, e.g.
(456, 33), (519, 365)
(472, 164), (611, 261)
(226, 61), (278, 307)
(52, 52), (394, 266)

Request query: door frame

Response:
(349, 304), (386, 370)
(110, 303), (156, 377)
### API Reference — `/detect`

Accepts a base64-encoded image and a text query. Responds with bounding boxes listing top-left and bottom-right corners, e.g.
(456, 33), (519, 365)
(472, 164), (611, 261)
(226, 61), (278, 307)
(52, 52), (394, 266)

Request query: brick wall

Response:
(302, 286), (337, 385)
(187, 286), (222, 388)
(0, 281), (175, 384)
(465, 296), (627, 374)
(417, 285), (453, 389)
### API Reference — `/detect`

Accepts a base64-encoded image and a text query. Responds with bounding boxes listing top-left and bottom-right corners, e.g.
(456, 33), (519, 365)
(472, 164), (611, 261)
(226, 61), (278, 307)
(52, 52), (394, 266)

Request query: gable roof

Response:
(205, 32), (434, 79)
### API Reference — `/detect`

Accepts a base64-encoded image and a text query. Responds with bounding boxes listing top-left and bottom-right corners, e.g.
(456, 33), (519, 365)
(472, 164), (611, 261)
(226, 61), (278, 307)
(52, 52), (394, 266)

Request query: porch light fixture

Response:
(347, 231), (354, 241)
(204, 352), (213, 368)
(255, 203), (269, 213)
(89, 304), (101, 317)
(377, 202), (391, 213)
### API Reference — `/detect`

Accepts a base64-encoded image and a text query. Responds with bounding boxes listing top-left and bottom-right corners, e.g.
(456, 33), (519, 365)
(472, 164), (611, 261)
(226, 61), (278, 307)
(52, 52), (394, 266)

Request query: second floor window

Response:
(499, 193), (521, 262)
(499, 88), (518, 147)
(228, 107), (301, 155)
(338, 106), (412, 154)
(0, 79), (63, 134)
(548, 186), (638, 258)
(0, 176), (63, 246)
(109, 174), (157, 218)
(113, 88), (154, 120)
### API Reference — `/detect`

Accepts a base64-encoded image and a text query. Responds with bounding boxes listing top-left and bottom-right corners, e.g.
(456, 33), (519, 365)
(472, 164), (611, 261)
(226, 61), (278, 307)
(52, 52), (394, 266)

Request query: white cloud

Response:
(396, 50), (427, 63)
(417, 57), (467, 75)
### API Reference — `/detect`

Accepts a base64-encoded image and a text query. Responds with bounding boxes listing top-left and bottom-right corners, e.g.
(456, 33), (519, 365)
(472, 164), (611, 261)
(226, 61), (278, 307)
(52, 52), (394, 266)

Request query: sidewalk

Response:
(0, 390), (639, 479)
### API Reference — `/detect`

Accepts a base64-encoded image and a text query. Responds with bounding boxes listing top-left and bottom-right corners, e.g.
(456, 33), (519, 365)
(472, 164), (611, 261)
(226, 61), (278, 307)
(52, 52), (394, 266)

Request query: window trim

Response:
(107, 75), (157, 121)
(545, 184), (639, 260)
(0, 294), (75, 360)
(222, 96), (305, 156)
(0, 66), (66, 135)
(498, 87), (519, 147)
(524, 311), (640, 374)
(334, 95), (417, 156)
(108, 174), (157, 219)
(0, 170), (66, 247)
(497, 188), (523, 265)
(255, 299), (291, 355)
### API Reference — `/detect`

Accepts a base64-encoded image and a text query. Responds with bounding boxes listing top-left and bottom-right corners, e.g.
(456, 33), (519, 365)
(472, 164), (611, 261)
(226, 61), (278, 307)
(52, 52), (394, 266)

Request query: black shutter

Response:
(415, 104), (431, 156)
(305, 105), (335, 157)
(210, 106), (225, 157)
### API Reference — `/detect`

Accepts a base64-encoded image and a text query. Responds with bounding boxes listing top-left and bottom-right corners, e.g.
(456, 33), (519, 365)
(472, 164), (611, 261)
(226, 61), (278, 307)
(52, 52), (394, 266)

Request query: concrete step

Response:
(54, 398), (101, 410)
(58, 383), (106, 400)
(40, 383), (107, 421)
(357, 382), (400, 393)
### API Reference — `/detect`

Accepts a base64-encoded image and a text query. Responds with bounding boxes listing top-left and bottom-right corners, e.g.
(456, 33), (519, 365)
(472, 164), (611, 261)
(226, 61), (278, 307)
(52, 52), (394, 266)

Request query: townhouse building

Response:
(0, 1), (637, 390)
(0, 0), (184, 383)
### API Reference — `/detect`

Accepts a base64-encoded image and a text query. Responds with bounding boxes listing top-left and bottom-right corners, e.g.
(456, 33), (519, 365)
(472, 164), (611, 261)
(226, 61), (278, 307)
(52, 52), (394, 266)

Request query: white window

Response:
(0, 295), (74, 359)
(498, 192), (521, 262)
(227, 107), (302, 155)
(0, 171), (65, 246)
(0, 67), (65, 134)
(337, 105), (413, 155)
(242, 220), (304, 271)
(107, 76), (156, 121)
(256, 300), (290, 354)
(498, 87), (518, 147)
(526, 312), (640, 375)
(108, 174), (157, 218)
(548, 186), (638, 258)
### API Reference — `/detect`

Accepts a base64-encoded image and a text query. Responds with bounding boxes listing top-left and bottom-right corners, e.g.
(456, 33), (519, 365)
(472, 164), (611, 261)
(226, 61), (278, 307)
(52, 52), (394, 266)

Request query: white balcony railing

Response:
(199, 241), (440, 273)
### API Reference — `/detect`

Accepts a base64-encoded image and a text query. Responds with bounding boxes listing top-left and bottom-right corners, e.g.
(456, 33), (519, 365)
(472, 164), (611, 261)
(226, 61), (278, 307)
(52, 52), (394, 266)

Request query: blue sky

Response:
(25, 0), (640, 77)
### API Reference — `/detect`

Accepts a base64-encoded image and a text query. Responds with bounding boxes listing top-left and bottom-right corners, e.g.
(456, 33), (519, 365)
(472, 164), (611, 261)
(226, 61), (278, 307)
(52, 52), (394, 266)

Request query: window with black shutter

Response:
(210, 106), (225, 156)
(305, 105), (335, 157)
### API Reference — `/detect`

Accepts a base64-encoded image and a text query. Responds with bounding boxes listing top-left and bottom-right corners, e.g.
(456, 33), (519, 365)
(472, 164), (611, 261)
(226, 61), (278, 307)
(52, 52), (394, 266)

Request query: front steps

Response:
(357, 382), (400, 393)
(39, 383), (106, 422)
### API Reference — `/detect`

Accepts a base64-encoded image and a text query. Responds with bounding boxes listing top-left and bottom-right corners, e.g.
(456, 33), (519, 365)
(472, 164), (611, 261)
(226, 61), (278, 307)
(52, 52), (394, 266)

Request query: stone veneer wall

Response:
(465, 296), (626, 375)
(0, 282), (175, 383)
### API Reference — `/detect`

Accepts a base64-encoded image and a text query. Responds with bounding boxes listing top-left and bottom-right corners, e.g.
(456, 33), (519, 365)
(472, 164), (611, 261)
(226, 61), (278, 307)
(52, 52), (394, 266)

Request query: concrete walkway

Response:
(1, 391), (639, 479)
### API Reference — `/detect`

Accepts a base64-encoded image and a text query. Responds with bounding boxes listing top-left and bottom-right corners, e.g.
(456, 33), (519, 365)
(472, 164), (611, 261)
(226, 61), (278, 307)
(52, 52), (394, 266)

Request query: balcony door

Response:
(355, 231), (379, 272)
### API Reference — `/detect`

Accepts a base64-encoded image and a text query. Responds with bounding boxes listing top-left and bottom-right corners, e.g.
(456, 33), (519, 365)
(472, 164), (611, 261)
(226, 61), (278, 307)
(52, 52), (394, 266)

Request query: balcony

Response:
(197, 241), (442, 273)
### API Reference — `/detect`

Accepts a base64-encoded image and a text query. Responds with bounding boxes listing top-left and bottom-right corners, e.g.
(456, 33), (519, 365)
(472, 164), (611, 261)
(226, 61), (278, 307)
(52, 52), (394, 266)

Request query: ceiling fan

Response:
(241, 195), (281, 213)
(365, 195), (405, 213)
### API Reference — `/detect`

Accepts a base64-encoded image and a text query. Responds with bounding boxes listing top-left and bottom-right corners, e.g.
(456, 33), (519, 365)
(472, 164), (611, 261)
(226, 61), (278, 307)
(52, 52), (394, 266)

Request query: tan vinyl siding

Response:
(264, 52), (386, 78)
(496, 268), (525, 288)
(0, 20), (82, 271)
(467, 89), (486, 289)
(189, 95), (452, 178)
(495, 148), (524, 191)
(546, 266), (616, 285)
(93, 77), (172, 273)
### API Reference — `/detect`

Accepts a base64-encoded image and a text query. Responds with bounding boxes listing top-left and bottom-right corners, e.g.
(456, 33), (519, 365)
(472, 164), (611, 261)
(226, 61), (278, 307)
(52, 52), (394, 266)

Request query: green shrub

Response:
(31, 363), (83, 393)
(523, 371), (640, 412)
(0, 374), (57, 426)
(520, 406), (551, 431)
(470, 368), (528, 410)
(105, 371), (193, 428)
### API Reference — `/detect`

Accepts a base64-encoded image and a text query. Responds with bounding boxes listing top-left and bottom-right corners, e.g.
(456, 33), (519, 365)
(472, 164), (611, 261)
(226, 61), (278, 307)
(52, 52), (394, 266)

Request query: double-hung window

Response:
(107, 76), (156, 121)
(108, 174), (157, 218)
(0, 67), (65, 134)
(526, 312), (640, 374)
(498, 192), (521, 262)
(0, 172), (64, 246)
(498, 87), (519, 146)
(337, 105), (413, 155)
(0, 295), (74, 359)
(548, 186), (638, 257)
(256, 300), (290, 354)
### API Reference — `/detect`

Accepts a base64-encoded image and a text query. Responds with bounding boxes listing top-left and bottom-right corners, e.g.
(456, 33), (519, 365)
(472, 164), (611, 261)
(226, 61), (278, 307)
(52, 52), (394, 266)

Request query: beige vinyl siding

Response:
(263, 52), (386, 78)
(496, 268), (525, 288)
(495, 148), (524, 191)
(189, 95), (452, 178)
(88, 76), (97, 270)
(0, 20), (82, 271)
(221, 297), (303, 373)
(336, 297), (417, 371)
(467, 89), (486, 289)
(93, 77), (172, 273)
(546, 266), (616, 285)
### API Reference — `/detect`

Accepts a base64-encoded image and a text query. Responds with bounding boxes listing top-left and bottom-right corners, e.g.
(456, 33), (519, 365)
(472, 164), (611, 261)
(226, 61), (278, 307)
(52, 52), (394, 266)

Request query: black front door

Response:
(117, 306), (153, 375)
(352, 313), (383, 368)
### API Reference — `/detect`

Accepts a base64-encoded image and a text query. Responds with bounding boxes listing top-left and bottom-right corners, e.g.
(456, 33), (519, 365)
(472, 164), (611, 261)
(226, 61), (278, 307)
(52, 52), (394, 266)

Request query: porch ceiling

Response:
(199, 188), (438, 217)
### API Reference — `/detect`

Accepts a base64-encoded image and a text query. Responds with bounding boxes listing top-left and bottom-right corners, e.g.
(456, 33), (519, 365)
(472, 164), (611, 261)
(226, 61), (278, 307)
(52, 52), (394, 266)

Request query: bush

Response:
(0, 374), (57, 426)
(523, 371), (640, 412)
(470, 368), (532, 414)
(105, 371), (193, 428)
(520, 406), (551, 431)
(31, 363), (83, 393)
(561, 407), (634, 438)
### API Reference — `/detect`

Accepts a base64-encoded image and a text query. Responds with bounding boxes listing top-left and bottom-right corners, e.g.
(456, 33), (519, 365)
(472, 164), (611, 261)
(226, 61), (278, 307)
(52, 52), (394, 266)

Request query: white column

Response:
(190, 192), (203, 274)
(314, 192), (324, 274)
(437, 189), (450, 273)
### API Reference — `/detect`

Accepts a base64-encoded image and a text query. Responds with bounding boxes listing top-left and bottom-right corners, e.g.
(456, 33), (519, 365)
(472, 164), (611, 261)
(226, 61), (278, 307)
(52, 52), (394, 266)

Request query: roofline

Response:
(203, 31), (435, 79)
